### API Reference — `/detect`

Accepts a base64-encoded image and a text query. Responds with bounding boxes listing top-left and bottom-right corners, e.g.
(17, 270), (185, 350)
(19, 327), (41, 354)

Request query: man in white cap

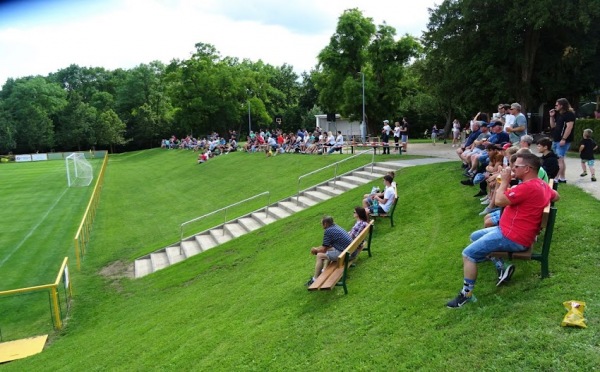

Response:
(382, 120), (391, 154)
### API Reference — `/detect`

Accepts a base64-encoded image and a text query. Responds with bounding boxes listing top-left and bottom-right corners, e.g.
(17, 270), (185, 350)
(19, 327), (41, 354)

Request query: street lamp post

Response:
(247, 100), (251, 135)
(359, 71), (366, 143)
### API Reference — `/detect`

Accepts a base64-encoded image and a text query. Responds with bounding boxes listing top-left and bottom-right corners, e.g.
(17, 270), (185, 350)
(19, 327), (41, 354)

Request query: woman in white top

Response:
(452, 119), (461, 147)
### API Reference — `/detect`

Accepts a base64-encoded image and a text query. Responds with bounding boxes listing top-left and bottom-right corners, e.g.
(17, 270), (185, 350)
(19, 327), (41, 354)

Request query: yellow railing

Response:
(0, 257), (72, 330)
(74, 152), (109, 270)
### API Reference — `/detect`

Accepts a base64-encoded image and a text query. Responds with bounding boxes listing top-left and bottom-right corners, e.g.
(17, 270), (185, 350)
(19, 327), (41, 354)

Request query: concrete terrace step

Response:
(295, 195), (319, 207)
(267, 206), (292, 219)
(209, 228), (234, 245)
(327, 180), (357, 191)
(237, 216), (264, 232)
(363, 165), (398, 177)
(224, 222), (248, 238)
(278, 201), (305, 214)
(150, 251), (169, 272)
(252, 211), (278, 225)
(316, 185), (345, 197)
(195, 234), (218, 251)
(339, 175), (370, 185)
(352, 170), (381, 180)
(166, 246), (186, 265)
(181, 239), (202, 257)
(134, 257), (152, 278)
(132, 159), (421, 278)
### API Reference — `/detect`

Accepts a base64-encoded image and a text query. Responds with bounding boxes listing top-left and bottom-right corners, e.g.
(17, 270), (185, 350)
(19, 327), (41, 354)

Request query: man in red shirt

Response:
(447, 152), (560, 308)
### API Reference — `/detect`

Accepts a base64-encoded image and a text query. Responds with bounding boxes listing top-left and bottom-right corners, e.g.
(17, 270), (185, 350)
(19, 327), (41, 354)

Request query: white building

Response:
(314, 114), (363, 140)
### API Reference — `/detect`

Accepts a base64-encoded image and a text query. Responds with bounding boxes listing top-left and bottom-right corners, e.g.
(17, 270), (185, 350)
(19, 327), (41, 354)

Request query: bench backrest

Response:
(540, 179), (555, 229)
(334, 220), (374, 268)
(388, 186), (399, 214)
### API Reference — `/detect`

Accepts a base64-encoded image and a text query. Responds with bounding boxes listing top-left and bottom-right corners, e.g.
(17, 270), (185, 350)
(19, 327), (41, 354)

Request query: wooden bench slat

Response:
(319, 267), (345, 290)
(308, 263), (338, 291)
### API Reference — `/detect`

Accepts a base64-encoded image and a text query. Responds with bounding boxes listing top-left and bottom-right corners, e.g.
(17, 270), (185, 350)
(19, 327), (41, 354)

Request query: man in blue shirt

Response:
(306, 216), (353, 286)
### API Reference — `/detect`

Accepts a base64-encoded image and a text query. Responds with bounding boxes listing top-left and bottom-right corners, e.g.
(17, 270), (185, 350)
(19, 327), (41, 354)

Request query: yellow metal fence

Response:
(74, 151), (109, 269)
(0, 257), (72, 332)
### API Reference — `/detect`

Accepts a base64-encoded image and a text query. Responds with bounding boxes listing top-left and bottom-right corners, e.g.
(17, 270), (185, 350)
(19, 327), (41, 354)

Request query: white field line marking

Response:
(0, 187), (69, 268)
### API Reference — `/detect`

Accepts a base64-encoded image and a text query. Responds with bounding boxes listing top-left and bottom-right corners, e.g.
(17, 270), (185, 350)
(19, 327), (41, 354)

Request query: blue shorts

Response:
(489, 210), (501, 225)
(462, 226), (527, 263)
(581, 159), (595, 166)
(401, 135), (408, 143)
(326, 248), (341, 261)
(552, 141), (570, 158)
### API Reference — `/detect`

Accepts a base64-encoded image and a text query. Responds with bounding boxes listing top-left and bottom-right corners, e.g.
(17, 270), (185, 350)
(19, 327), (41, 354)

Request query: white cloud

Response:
(0, 0), (438, 85)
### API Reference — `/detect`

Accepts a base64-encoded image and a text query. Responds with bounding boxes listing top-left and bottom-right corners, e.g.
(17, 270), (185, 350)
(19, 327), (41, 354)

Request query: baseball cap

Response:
(383, 120), (389, 123)
(491, 121), (503, 127)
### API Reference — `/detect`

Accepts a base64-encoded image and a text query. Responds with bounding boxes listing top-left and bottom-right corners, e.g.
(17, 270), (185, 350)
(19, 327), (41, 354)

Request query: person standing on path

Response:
(382, 120), (391, 154)
(549, 98), (575, 183)
(579, 128), (598, 182)
(401, 117), (409, 153)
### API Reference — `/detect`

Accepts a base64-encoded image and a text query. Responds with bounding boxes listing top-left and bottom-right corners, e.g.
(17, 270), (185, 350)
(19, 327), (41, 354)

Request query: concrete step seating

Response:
(133, 160), (424, 278)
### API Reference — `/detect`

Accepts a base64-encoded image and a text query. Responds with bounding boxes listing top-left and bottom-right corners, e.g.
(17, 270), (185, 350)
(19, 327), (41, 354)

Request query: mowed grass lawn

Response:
(3, 149), (600, 370)
(0, 157), (102, 338)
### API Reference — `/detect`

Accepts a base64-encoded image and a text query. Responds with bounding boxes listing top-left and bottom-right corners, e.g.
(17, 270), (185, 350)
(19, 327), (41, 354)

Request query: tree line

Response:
(1, 0), (599, 154)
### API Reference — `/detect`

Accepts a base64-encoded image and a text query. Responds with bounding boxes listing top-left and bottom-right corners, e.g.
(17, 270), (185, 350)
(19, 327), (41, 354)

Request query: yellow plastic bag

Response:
(561, 300), (587, 328)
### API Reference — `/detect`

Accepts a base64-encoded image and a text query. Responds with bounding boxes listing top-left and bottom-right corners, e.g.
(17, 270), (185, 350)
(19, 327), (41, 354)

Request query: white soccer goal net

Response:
(65, 153), (93, 187)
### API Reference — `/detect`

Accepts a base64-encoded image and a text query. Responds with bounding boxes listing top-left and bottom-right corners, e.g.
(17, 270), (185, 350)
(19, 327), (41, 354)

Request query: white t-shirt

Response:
(381, 186), (396, 213)
(504, 114), (516, 131)
(382, 124), (391, 135)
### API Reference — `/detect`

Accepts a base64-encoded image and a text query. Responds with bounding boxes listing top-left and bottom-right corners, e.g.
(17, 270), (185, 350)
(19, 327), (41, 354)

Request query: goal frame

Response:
(65, 152), (93, 187)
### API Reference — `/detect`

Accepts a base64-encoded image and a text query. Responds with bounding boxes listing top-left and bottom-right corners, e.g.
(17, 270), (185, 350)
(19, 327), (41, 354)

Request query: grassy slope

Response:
(3, 150), (599, 370)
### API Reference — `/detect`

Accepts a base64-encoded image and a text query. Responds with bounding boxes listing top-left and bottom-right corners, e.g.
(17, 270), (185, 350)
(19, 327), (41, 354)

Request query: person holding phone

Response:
(549, 98), (576, 183)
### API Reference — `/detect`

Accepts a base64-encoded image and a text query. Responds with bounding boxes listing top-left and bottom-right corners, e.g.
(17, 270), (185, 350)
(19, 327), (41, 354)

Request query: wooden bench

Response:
(369, 185), (398, 227)
(489, 180), (558, 278)
(308, 220), (374, 294)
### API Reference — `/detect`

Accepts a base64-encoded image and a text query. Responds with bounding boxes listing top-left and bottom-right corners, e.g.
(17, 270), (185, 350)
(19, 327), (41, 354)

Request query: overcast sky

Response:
(0, 0), (439, 86)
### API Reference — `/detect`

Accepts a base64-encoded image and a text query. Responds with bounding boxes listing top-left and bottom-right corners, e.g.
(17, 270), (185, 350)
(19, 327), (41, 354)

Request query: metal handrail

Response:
(296, 149), (373, 204)
(179, 191), (271, 244)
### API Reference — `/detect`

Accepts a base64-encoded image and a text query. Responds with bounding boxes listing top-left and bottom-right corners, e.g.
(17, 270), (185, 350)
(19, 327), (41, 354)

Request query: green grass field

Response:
(2, 149), (599, 370)
(0, 158), (102, 338)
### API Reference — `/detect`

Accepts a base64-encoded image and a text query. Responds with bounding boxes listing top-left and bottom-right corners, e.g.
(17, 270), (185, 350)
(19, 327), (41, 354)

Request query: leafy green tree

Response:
(95, 109), (127, 153)
(4, 77), (67, 152)
(315, 9), (420, 134)
(0, 105), (17, 153)
(422, 0), (600, 122)
(116, 61), (173, 147)
(55, 93), (97, 150)
(315, 8), (376, 119)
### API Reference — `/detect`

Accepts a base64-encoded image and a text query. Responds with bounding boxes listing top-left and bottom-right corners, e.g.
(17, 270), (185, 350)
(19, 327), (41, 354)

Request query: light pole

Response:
(247, 100), (251, 135)
(359, 71), (366, 143)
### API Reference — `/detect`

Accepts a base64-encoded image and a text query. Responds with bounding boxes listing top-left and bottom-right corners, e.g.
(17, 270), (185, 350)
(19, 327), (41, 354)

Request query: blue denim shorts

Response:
(462, 226), (527, 263)
(489, 210), (501, 225)
(552, 141), (570, 158)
